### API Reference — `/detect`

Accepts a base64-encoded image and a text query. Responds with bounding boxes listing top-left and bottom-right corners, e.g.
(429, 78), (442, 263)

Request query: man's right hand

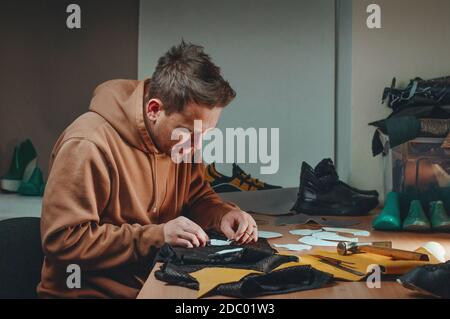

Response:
(163, 216), (209, 248)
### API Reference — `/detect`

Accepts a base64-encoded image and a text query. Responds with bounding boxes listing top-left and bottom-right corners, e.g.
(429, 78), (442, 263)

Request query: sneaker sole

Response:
(1, 158), (37, 193)
(0, 179), (22, 192)
(293, 201), (377, 216)
(397, 279), (442, 299)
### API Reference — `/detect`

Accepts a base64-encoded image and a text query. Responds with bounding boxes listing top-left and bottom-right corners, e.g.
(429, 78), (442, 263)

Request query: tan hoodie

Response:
(37, 79), (236, 298)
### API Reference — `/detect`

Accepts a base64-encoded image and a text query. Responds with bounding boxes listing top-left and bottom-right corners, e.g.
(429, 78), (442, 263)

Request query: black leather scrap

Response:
(154, 234), (332, 297)
(156, 236), (278, 266)
(212, 265), (333, 298)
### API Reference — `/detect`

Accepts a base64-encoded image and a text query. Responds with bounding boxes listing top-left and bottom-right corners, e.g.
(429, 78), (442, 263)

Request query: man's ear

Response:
(145, 98), (163, 122)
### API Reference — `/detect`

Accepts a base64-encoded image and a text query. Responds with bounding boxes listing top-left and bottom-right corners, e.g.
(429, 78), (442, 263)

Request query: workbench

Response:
(137, 212), (450, 299)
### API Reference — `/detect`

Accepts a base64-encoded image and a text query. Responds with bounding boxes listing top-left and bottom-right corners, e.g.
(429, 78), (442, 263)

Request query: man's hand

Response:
(220, 209), (258, 245)
(163, 216), (209, 248)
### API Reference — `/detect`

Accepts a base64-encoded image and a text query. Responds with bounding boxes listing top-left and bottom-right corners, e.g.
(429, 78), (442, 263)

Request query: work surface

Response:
(137, 212), (450, 299)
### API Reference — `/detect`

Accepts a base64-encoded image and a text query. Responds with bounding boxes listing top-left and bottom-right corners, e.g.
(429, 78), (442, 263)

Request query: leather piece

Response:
(371, 118), (450, 153)
(190, 268), (262, 298)
(398, 260), (450, 298)
(278, 245), (443, 282)
(156, 235), (278, 266)
(382, 76), (450, 112)
(155, 252), (299, 289)
(155, 235), (298, 289)
(212, 266), (331, 298)
(276, 213), (360, 227)
(218, 187), (298, 216)
(154, 235), (332, 298)
(371, 75), (450, 157)
(274, 255), (366, 282)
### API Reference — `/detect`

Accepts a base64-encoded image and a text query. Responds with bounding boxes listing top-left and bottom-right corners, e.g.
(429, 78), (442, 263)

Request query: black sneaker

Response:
(291, 162), (379, 216)
(398, 261), (450, 298)
(205, 163), (282, 193)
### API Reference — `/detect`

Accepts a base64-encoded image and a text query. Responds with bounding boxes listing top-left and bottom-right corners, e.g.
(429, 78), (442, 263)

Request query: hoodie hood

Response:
(89, 79), (160, 154)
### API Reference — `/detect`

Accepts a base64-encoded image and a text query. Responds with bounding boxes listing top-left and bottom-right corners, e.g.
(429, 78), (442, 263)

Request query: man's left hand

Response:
(220, 209), (258, 244)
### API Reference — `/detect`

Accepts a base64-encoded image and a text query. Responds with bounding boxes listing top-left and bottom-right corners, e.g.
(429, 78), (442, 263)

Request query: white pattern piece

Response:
(274, 244), (312, 252)
(258, 231), (283, 239)
(321, 227), (370, 237)
(312, 231), (358, 243)
(289, 229), (322, 236)
(209, 239), (232, 246)
(298, 236), (339, 247)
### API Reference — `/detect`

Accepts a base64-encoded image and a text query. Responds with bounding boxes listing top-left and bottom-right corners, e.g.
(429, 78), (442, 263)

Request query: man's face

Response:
(145, 100), (222, 156)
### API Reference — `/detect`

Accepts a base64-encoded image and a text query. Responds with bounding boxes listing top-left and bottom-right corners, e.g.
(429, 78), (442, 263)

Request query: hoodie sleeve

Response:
(185, 163), (238, 231)
(41, 139), (165, 271)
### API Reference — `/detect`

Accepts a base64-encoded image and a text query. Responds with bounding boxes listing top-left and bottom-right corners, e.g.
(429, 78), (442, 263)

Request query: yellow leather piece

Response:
(315, 247), (440, 276)
(190, 267), (262, 298)
(274, 247), (441, 281)
(273, 255), (366, 281)
(187, 246), (442, 298)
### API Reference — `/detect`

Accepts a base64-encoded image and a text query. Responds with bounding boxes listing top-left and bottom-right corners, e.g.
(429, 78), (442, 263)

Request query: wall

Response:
(335, 0), (353, 182)
(336, 0), (450, 199)
(138, 0), (336, 187)
(5, 0), (444, 194)
(0, 0), (139, 178)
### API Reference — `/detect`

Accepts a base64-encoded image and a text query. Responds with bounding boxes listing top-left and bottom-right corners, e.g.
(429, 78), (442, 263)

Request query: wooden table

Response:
(137, 212), (450, 299)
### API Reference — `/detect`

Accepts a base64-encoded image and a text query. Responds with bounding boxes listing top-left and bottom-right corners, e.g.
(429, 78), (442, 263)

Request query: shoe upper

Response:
(399, 261), (450, 298)
(232, 164), (281, 190)
(2, 140), (37, 180)
(294, 162), (379, 215)
(314, 159), (379, 197)
(314, 159), (339, 180)
(1, 139), (46, 196)
(205, 163), (282, 193)
(18, 167), (45, 196)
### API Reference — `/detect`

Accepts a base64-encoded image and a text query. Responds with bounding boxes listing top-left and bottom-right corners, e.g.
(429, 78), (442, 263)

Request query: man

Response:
(38, 41), (258, 298)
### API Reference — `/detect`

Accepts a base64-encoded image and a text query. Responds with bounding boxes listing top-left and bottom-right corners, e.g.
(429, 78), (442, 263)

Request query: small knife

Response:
(313, 255), (366, 277)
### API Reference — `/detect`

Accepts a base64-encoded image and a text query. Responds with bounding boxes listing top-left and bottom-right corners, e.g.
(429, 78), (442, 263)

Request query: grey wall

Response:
(139, 0), (336, 187)
(335, 0), (352, 183)
(0, 0), (139, 178)
(6, 0), (444, 195)
(344, 0), (450, 199)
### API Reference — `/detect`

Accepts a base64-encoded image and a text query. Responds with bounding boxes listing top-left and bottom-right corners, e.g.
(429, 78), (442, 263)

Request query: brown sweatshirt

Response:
(37, 79), (236, 298)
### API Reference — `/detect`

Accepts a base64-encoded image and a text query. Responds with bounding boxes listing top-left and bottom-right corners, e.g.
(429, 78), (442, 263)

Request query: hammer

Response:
(337, 241), (429, 261)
